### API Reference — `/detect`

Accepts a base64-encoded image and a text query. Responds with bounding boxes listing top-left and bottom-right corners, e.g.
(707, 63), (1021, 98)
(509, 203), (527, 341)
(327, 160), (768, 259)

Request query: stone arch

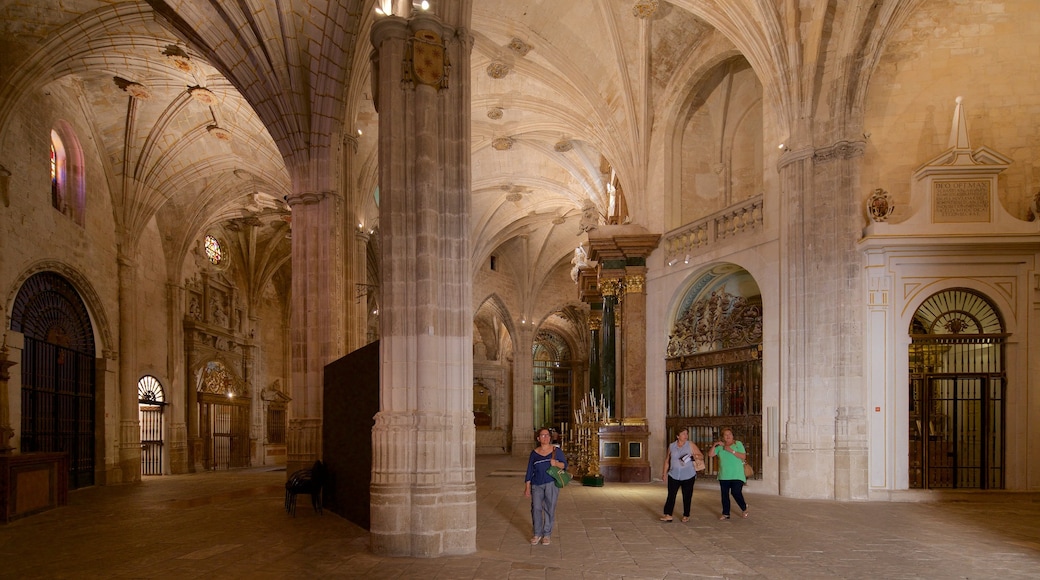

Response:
(664, 262), (763, 478)
(5, 260), (115, 358)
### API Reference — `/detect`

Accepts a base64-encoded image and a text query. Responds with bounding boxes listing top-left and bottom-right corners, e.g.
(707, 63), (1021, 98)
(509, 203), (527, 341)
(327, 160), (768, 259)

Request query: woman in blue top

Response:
(524, 428), (567, 545)
(708, 427), (749, 520)
(660, 427), (703, 522)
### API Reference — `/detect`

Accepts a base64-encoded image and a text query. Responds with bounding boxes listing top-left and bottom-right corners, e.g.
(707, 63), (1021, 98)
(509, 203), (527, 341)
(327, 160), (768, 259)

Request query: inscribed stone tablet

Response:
(932, 180), (990, 223)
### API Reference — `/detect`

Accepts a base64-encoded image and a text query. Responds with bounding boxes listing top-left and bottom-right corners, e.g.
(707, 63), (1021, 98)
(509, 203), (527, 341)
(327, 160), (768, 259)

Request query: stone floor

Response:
(1, 454), (1038, 579)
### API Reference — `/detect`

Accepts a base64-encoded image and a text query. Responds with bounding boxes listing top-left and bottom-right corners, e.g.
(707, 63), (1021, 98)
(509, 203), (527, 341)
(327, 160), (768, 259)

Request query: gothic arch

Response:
(5, 260), (115, 358)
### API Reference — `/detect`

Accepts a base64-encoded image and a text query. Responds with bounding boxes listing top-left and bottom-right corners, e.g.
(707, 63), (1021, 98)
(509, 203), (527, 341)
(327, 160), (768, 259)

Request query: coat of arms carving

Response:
(404, 29), (449, 89)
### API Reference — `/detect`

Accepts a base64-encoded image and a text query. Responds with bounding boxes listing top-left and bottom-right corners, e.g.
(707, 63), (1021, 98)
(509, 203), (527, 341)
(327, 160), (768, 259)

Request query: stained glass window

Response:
(204, 234), (222, 264)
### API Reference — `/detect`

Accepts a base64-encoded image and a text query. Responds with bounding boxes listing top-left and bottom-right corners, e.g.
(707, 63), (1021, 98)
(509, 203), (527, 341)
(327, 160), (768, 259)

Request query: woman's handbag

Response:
(694, 457), (706, 472)
(742, 460), (754, 478)
(547, 448), (572, 488)
(547, 465), (572, 488)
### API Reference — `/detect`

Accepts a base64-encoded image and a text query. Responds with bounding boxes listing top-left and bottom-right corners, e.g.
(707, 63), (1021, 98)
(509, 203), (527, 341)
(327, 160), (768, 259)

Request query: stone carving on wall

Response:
(487, 107), (503, 120)
(211, 293), (228, 327)
(578, 199), (599, 233)
(554, 139), (573, 152)
(198, 360), (246, 397)
(666, 290), (763, 357)
(867, 188), (895, 222)
(492, 137), (514, 150)
(403, 29), (450, 90)
(188, 295), (202, 320)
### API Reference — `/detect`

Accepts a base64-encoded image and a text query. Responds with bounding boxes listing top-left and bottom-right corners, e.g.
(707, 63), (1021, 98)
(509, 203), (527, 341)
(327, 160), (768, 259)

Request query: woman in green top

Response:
(707, 427), (749, 520)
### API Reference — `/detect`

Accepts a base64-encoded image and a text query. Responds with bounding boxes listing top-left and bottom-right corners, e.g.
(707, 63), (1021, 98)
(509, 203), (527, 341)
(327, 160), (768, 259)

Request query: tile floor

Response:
(1, 454), (1038, 579)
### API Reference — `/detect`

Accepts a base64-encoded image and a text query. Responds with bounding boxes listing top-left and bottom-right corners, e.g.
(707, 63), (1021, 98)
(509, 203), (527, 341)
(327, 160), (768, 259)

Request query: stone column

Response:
(510, 325), (535, 455)
(285, 189), (344, 474)
(117, 255), (141, 483)
(353, 229), (372, 346)
(166, 282), (189, 474)
(369, 8), (476, 557)
(344, 133), (369, 353)
(776, 139), (868, 499)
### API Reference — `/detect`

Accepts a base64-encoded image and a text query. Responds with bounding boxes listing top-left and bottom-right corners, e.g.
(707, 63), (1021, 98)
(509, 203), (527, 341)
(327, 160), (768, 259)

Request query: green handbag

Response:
(547, 465), (572, 488)
(547, 448), (571, 488)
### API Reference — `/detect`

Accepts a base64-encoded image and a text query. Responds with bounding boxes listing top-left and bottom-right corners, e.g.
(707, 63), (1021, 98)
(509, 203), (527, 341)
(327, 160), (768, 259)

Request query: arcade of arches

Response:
(2, 0), (1039, 557)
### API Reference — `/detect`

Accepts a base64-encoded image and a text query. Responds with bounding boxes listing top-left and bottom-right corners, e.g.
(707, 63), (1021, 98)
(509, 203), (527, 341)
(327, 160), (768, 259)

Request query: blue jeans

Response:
(531, 482), (560, 536)
(719, 479), (747, 516)
(663, 475), (695, 517)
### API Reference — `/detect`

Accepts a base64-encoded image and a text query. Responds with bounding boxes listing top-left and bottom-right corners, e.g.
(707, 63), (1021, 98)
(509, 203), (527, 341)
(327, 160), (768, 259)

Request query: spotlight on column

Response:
(684, 254), (690, 264)
(667, 257), (679, 267)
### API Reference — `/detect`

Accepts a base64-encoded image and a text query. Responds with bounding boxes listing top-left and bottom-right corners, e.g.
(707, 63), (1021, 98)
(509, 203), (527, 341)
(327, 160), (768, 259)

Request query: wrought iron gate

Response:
(908, 289), (1005, 489)
(200, 399), (249, 470)
(12, 272), (97, 490)
(138, 375), (166, 475)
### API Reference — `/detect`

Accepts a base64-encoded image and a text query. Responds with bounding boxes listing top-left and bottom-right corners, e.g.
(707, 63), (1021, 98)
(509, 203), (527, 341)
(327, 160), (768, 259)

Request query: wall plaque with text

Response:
(932, 180), (990, 223)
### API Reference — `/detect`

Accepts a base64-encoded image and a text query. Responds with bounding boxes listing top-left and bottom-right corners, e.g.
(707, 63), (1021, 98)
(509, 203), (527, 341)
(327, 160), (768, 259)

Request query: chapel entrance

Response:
(138, 375), (166, 475)
(533, 329), (573, 433)
(908, 289), (1005, 489)
(196, 361), (250, 470)
(665, 265), (763, 478)
(11, 271), (97, 489)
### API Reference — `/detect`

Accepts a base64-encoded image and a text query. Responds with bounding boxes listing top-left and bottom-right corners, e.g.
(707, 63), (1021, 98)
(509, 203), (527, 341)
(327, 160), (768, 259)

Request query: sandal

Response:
(718, 514), (730, 520)
(742, 511), (750, 518)
(541, 536), (551, 545)
(659, 515), (673, 522)
(681, 516), (689, 523)
(530, 536), (542, 545)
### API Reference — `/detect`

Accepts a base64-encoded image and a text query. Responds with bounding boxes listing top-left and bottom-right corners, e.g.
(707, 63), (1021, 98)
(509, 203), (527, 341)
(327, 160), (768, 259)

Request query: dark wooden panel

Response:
(323, 340), (379, 529)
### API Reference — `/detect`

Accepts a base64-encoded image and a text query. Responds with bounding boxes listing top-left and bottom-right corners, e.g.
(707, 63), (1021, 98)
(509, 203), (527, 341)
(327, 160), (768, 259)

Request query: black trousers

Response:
(663, 475), (696, 517)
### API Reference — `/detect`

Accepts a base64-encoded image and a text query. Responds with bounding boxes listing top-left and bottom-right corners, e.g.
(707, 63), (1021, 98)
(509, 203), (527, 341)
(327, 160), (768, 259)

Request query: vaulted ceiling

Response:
(0, 1), (726, 287)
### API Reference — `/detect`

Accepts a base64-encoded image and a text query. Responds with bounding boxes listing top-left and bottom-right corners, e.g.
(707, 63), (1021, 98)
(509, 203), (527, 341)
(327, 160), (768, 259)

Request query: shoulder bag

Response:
(547, 448), (572, 488)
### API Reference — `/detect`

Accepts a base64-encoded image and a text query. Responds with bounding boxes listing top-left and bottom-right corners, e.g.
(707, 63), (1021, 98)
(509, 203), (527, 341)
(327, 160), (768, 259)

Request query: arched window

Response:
(50, 122), (85, 225)
(50, 130), (66, 213)
(204, 234), (223, 265)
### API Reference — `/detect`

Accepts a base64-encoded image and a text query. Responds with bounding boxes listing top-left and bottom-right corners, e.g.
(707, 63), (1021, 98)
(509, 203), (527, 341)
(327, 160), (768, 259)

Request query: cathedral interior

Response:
(1, 0), (1038, 557)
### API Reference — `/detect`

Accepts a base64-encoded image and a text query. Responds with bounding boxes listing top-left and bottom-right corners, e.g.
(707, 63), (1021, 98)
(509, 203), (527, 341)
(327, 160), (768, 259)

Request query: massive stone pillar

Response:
(117, 254), (141, 483)
(285, 189), (345, 475)
(777, 139), (868, 500)
(369, 7), (476, 557)
(166, 282), (188, 474)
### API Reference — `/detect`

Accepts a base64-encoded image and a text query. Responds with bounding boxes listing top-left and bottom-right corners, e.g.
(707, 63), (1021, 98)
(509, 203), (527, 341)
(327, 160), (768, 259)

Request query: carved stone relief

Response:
(667, 290), (763, 357)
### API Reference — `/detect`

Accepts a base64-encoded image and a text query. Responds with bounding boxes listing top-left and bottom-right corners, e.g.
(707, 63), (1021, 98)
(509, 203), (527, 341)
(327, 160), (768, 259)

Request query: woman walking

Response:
(708, 427), (749, 520)
(524, 428), (568, 545)
(660, 427), (703, 523)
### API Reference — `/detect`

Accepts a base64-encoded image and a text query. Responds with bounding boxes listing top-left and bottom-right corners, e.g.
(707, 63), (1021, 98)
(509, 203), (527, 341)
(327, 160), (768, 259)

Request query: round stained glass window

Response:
(204, 234), (222, 265)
